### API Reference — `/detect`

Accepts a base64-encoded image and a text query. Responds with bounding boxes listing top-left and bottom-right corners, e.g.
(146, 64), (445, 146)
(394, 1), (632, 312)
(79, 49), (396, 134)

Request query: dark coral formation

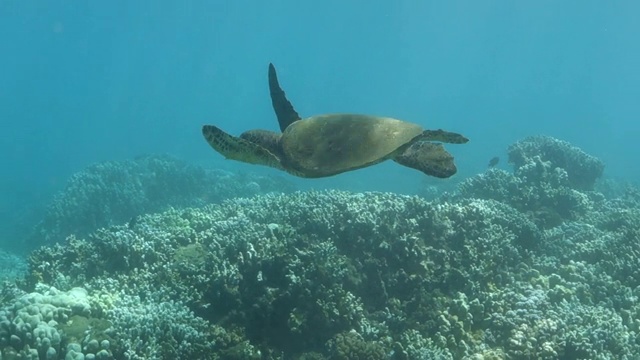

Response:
(507, 135), (605, 190)
(327, 331), (386, 360)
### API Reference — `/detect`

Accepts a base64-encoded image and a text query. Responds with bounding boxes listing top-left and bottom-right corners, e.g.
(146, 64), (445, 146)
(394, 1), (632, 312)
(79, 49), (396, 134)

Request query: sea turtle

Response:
(202, 64), (468, 178)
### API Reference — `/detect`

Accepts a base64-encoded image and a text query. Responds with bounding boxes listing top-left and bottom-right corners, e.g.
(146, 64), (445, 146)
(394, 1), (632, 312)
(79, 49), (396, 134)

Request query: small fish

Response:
(488, 156), (499, 168)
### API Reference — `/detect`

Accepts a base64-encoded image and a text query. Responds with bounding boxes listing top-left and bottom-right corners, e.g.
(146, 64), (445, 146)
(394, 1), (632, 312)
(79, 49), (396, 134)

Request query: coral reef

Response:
(4, 136), (639, 359)
(457, 155), (602, 228)
(19, 184), (640, 358)
(507, 135), (604, 190)
(25, 154), (295, 249)
(105, 290), (217, 359)
(0, 285), (100, 360)
(0, 282), (219, 360)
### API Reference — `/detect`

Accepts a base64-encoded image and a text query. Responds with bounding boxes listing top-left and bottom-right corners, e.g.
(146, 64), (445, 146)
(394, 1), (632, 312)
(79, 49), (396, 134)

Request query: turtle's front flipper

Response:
(393, 142), (458, 178)
(419, 129), (469, 144)
(269, 63), (301, 132)
(202, 125), (285, 171)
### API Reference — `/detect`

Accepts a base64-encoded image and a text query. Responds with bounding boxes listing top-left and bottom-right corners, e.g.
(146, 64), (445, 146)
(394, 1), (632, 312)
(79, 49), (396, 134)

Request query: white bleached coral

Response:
(0, 285), (93, 359)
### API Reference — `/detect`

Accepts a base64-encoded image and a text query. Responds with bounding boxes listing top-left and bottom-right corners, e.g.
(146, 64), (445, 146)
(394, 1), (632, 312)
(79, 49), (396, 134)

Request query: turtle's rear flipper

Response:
(202, 125), (285, 170)
(394, 142), (457, 178)
(269, 63), (301, 132)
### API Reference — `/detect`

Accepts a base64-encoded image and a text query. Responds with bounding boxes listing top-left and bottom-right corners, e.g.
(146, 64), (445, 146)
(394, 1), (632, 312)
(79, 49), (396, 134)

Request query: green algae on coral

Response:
(58, 314), (113, 344)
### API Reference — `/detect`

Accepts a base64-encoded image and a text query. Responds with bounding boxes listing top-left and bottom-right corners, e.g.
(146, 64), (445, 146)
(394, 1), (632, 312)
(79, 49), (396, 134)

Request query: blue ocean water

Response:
(1, 2), (640, 358)
(2, 1), (638, 196)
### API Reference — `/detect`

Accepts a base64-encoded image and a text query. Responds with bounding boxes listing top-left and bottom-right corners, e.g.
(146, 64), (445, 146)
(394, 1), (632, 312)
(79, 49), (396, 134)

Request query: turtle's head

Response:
(202, 125), (286, 171)
(240, 129), (284, 158)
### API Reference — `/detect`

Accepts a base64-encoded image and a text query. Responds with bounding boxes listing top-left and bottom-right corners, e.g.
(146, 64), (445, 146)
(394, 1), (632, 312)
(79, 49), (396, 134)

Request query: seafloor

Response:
(1, 135), (640, 360)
